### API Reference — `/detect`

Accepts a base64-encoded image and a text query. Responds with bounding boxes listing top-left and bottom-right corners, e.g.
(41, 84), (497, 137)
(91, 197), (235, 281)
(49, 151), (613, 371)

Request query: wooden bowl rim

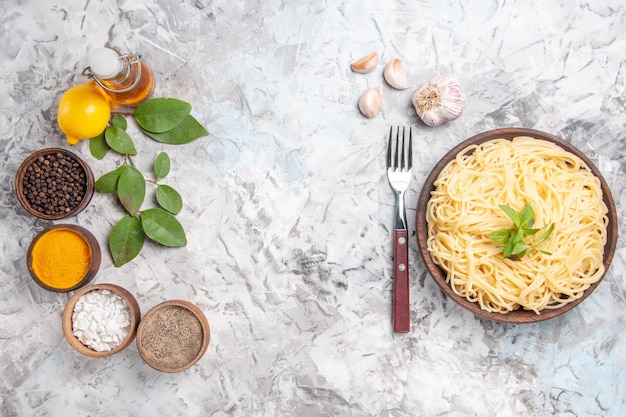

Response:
(62, 283), (141, 357)
(137, 299), (210, 373)
(15, 147), (95, 220)
(27, 224), (101, 292)
(415, 127), (619, 323)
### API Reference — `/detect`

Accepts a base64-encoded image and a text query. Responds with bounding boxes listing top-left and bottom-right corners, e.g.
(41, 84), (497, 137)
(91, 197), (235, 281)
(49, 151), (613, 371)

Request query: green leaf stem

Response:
(91, 96), (207, 267)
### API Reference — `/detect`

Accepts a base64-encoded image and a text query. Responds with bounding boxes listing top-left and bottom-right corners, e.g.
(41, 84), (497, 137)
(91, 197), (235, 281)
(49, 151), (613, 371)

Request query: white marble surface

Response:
(1, 0), (625, 416)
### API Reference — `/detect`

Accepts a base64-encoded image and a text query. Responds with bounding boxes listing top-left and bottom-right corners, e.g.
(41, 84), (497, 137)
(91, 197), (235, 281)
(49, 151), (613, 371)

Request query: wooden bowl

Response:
(27, 224), (101, 292)
(62, 284), (141, 357)
(15, 148), (94, 220)
(137, 300), (210, 372)
(416, 128), (618, 323)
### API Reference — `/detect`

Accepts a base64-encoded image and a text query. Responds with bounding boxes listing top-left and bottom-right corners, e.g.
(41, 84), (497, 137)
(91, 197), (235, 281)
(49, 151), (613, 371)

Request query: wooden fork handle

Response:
(393, 229), (410, 332)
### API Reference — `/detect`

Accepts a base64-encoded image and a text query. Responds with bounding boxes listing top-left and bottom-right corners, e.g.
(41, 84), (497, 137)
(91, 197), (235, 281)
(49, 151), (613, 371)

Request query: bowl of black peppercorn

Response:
(15, 148), (95, 220)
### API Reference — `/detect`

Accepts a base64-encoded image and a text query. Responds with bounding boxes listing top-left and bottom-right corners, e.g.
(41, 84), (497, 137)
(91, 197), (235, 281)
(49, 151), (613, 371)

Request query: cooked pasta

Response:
(426, 137), (608, 314)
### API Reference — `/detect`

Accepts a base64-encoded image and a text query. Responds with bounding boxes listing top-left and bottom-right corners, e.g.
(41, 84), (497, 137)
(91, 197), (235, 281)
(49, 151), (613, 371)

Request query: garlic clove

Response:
(383, 58), (410, 90)
(412, 75), (464, 126)
(351, 52), (379, 74)
(358, 87), (382, 118)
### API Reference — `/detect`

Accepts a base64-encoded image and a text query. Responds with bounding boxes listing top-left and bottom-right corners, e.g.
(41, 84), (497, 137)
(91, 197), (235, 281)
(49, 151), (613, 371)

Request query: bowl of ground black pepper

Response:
(137, 300), (210, 373)
(15, 147), (94, 220)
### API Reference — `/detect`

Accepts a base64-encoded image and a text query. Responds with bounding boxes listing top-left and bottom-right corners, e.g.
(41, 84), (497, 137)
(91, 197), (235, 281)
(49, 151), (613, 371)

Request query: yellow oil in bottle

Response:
(84, 47), (155, 110)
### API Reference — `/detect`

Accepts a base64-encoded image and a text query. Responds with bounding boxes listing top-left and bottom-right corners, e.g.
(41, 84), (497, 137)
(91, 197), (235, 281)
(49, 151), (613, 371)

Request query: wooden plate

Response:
(415, 128), (618, 323)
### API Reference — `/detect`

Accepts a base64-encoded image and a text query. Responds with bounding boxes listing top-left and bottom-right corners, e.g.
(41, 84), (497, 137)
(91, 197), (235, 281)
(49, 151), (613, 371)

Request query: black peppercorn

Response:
(21, 152), (88, 216)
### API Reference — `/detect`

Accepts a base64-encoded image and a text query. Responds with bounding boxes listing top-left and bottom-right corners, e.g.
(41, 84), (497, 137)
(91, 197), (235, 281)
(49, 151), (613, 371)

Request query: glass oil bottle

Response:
(82, 47), (155, 110)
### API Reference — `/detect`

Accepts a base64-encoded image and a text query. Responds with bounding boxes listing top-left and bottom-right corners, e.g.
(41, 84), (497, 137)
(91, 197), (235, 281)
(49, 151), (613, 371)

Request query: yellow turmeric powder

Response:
(30, 228), (91, 289)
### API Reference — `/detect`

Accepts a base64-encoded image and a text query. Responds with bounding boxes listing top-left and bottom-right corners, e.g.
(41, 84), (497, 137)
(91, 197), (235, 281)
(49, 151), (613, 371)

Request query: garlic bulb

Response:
(358, 87), (382, 118)
(383, 58), (409, 90)
(351, 52), (379, 74)
(412, 75), (464, 126)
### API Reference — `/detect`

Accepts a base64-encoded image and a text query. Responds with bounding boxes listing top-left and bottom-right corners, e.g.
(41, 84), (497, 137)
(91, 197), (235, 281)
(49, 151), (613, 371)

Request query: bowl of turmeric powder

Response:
(27, 224), (101, 292)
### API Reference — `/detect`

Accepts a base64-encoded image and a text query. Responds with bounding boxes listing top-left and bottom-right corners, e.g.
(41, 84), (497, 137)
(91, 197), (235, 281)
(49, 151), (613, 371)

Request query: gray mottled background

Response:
(1, 0), (625, 416)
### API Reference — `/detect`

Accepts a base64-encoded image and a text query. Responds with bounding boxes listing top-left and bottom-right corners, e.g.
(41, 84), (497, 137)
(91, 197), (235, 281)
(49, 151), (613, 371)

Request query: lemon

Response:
(57, 82), (111, 145)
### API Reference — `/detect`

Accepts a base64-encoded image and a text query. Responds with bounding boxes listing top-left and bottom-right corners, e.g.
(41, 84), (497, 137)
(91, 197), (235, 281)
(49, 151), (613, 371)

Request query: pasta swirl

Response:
(426, 137), (608, 314)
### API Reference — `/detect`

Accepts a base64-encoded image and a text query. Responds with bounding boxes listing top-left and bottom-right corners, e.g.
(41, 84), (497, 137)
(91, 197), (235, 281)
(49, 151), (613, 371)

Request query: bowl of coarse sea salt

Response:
(62, 283), (141, 357)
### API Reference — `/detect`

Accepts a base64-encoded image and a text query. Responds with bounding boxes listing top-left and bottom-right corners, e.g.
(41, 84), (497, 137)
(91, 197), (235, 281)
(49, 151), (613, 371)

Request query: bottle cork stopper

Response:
(89, 47), (122, 79)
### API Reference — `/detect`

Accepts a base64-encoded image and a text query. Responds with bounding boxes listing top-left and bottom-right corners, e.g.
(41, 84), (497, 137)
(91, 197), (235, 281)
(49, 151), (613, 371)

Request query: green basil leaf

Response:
(89, 130), (109, 160)
(105, 125), (137, 155)
(499, 204), (520, 227)
(140, 208), (187, 247)
(536, 223), (555, 244)
(519, 204), (535, 227)
(109, 215), (145, 267)
(141, 114), (208, 145)
(511, 241), (528, 256)
(503, 228), (523, 258)
(117, 165), (145, 215)
(488, 229), (511, 244)
(156, 184), (183, 214)
(154, 152), (171, 180)
(537, 249), (552, 256)
(134, 98), (192, 133)
(95, 165), (126, 194)
(503, 238), (515, 258)
(111, 114), (128, 130)
(521, 226), (540, 236)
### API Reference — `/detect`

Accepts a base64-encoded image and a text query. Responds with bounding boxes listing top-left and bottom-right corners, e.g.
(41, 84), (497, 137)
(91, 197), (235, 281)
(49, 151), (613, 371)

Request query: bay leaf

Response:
(134, 98), (191, 133)
(109, 215), (145, 267)
(111, 114), (128, 130)
(89, 130), (109, 160)
(141, 114), (208, 145)
(154, 152), (171, 180)
(156, 184), (183, 214)
(105, 125), (137, 155)
(117, 165), (145, 215)
(140, 208), (187, 247)
(95, 165), (126, 194)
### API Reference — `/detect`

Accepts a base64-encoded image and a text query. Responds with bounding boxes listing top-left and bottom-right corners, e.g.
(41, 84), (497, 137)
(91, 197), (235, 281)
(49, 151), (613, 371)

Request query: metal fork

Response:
(387, 126), (412, 333)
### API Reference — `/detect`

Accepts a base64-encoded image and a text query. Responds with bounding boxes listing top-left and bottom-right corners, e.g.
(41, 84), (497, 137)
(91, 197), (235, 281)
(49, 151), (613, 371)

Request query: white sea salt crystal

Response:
(71, 289), (131, 352)
(77, 319), (89, 331)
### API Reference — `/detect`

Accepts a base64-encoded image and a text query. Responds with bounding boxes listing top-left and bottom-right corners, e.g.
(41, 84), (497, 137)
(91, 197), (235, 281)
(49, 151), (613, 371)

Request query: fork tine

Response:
(387, 126), (393, 168)
(407, 126), (412, 170)
(388, 126), (413, 171)
(395, 126), (401, 169)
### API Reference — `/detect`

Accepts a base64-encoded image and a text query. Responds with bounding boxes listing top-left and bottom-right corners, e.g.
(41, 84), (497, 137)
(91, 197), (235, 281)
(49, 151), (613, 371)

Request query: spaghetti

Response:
(426, 137), (608, 314)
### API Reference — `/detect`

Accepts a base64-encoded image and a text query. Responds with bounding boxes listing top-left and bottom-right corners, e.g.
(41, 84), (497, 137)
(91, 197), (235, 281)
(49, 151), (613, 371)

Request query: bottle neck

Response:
(99, 57), (136, 89)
